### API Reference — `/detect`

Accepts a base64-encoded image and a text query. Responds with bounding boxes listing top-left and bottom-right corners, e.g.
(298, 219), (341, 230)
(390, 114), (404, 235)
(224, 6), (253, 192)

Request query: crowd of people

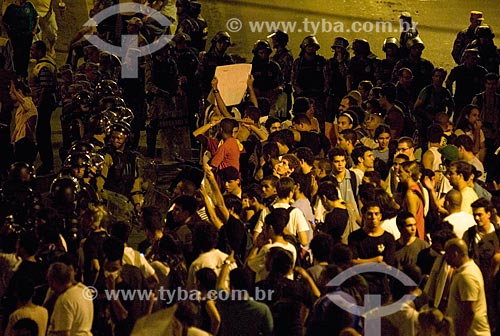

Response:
(0, 0), (499, 335)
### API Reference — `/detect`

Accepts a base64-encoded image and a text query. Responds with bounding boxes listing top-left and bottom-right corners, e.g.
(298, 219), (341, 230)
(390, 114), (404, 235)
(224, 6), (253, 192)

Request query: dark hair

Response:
(292, 113), (312, 126)
(33, 40), (47, 55)
(276, 176), (295, 199)
(485, 72), (499, 82)
(257, 97), (271, 116)
(229, 268), (253, 291)
(363, 170), (382, 187)
(13, 79), (31, 96)
(456, 104), (480, 132)
(342, 95), (358, 107)
(196, 267), (217, 291)
(358, 183), (376, 202)
(454, 134), (474, 152)
(224, 194), (242, 214)
(109, 221), (132, 243)
(18, 231), (39, 256)
(242, 184), (264, 203)
(317, 181), (340, 201)
(12, 318), (38, 336)
(193, 222), (218, 252)
(310, 233), (334, 262)
(358, 80), (373, 92)
(370, 87), (382, 99)
(262, 175), (279, 188)
(471, 197), (494, 214)
(142, 206), (164, 233)
(268, 129), (294, 148)
(430, 229), (456, 246)
(396, 211), (415, 229)
(351, 145), (371, 165)
(361, 201), (381, 214)
(290, 172), (312, 199)
(280, 154), (300, 173)
(293, 97), (313, 115)
(173, 195), (198, 215)
(14, 276), (35, 303)
(427, 125), (444, 143)
(449, 160), (473, 181)
(103, 236), (125, 263)
(294, 147), (315, 166)
(340, 129), (358, 144)
(268, 247), (294, 276)
(316, 158), (333, 176)
(265, 208), (290, 235)
(339, 110), (358, 128)
(380, 82), (397, 103)
(244, 106), (261, 124)
(220, 118), (238, 135)
(331, 243), (353, 268)
(374, 124), (392, 139)
(328, 147), (348, 160)
(263, 141), (279, 160)
(432, 67), (447, 77)
(265, 117), (281, 132)
(374, 188), (399, 219)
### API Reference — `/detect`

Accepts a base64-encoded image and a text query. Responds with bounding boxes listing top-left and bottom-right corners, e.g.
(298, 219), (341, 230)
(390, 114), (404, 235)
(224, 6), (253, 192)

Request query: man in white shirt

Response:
(442, 189), (475, 239)
(446, 161), (478, 214)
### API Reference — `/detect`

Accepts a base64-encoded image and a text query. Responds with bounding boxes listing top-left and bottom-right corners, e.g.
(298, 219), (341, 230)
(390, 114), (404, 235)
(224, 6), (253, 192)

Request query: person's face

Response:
(466, 108), (480, 123)
(337, 134), (349, 150)
(365, 114), (382, 130)
(377, 132), (391, 150)
(445, 166), (461, 188)
(399, 70), (413, 87)
(216, 40), (230, 53)
(274, 158), (293, 177)
(485, 79), (498, 94)
(257, 49), (269, 60)
(397, 142), (413, 157)
(306, 104), (315, 119)
(30, 45), (41, 59)
(271, 36), (279, 48)
(110, 131), (127, 149)
(305, 44), (318, 54)
(172, 203), (189, 224)
(313, 160), (322, 177)
(269, 122), (281, 133)
(402, 217), (417, 238)
(364, 206), (382, 228)
(432, 71), (446, 86)
(71, 167), (86, 179)
(362, 151), (375, 169)
(242, 197), (251, 210)
(332, 155), (346, 174)
(337, 116), (352, 132)
(339, 98), (350, 113)
(231, 126), (240, 138)
(473, 207), (491, 228)
(444, 247), (459, 267)
(261, 180), (277, 198)
(409, 45), (423, 58)
(464, 54), (478, 67)
(224, 179), (240, 194)
(385, 45), (398, 56)
(399, 166), (410, 183)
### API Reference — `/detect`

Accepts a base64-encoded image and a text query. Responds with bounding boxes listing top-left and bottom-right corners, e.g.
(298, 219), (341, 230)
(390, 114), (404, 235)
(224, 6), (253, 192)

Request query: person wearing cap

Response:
(268, 30), (293, 116)
(98, 122), (144, 211)
(325, 37), (350, 135)
(175, 0), (206, 52)
(375, 37), (400, 86)
(292, 35), (327, 130)
(197, 31), (234, 98)
(392, 36), (434, 95)
(452, 11), (485, 65)
(446, 48), (488, 117)
(251, 40), (284, 113)
(467, 24), (500, 75)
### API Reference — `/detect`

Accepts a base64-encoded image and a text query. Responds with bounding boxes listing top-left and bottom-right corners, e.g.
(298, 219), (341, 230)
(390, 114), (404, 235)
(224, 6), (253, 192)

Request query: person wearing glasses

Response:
(396, 136), (416, 161)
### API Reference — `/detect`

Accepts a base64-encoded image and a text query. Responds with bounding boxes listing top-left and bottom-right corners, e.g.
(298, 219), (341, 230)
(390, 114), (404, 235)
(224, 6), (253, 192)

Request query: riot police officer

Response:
(197, 31), (234, 99)
(375, 37), (401, 86)
(97, 122), (144, 211)
(268, 29), (293, 117)
(292, 35), (327, 129)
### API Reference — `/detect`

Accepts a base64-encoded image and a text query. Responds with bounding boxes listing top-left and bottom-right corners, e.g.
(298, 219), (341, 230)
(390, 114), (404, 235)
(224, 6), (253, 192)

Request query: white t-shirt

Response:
(253, 202), (310, 239)
(460, 187), (478, 214)
(247, 241), (297, 282)
(48, 283), (94, 336)
(6, 304), (48, 336)
(443, 212), (476, 239)
(187, 249), (237, 290)
(381, 217), (401, 241)
(123, 246), (156, 279)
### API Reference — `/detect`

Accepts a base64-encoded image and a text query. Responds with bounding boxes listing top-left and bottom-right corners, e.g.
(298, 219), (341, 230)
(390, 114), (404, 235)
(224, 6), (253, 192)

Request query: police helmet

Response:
(383, 37), (399, 52)
(189, 0), (201, 15)
(98, 96), (127, 111)
(68, 141), (95, 155)
(406, 36), (425, 50)
(109, 121), (132, 135)
(107, 106), (134, 126)
(88, 112), (112, 135)
(475, 25), (495, 39)
(73, 90), (93, 107)
(50, 176), (81, 203)
(267, 30), (289, 46)
(331, 37), (349, 50)
(8, 162), (35, 181)
(88, 153), (106, 174)
(300, 35), (320, 50)
(95, 79), (122, 99)
(352, 39), (371, 55)
(211, 31), (231, 45)
(63, 152), (91, 169)
(172, 32), (191, 44)
(252, 40), (272, 55)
